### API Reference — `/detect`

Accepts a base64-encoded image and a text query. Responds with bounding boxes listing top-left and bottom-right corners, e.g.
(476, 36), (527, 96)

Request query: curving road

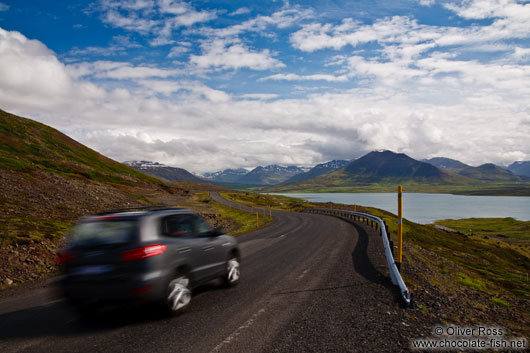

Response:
(0, 193), (423, 352)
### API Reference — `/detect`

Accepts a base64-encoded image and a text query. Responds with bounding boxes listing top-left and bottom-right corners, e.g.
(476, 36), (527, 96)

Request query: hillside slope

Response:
(459, 164), (522, 182)
(0, 109), (183, 285)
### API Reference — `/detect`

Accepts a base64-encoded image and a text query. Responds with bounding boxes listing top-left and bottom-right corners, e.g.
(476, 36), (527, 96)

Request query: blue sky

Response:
(0, 0), (529, 173)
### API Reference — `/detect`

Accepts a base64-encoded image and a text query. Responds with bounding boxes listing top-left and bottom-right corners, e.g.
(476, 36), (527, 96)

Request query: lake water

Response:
(272, 193), (530, 224)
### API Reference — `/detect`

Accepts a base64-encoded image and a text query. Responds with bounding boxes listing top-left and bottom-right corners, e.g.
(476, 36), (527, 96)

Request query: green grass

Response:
(458, 273), (487, 291)
(221, 192), (313, 211)
(0, 217), (73, 246)
(434, 218), (530, 240)
(491, 297), (510, 307)
(209, 200), (273, 235)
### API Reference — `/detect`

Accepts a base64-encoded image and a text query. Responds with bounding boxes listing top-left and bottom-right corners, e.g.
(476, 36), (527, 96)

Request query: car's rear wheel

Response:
(163, 274), (191, 315)
(223, 256), (240, 287)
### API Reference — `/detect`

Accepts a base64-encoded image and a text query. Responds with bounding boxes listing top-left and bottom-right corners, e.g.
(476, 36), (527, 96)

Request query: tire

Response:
(163, 274), (192, 316)
(223, 255), (240, 287)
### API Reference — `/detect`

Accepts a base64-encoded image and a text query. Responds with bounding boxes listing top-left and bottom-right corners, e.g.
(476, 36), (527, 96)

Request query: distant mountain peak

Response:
(282, 159), (350, 185)
(423, 157), (470, 172)
(507, 161), (530, 177)
(345, 150), (444, 180)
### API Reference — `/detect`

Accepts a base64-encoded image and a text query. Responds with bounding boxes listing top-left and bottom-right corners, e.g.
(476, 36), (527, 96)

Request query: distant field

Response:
(434, 218), (530, 240)
(260, 179), (530, 196)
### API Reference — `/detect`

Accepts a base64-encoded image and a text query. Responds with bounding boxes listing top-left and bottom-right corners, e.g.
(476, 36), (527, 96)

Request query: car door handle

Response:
(177, 247), (192, 253)
(202, 246), (215, 252)
(222, 242), (231, 247)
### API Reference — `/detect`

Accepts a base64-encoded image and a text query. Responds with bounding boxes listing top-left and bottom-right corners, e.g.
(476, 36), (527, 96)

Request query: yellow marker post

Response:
(256, 212), (259, 228)
(397, 185), (403, 272)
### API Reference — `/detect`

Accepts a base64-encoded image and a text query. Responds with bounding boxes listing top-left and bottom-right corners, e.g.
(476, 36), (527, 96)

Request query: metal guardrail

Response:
(305, 208), (412, 307)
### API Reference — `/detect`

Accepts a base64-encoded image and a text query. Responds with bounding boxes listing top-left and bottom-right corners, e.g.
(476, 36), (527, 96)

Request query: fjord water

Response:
(276, 193), (530, 224)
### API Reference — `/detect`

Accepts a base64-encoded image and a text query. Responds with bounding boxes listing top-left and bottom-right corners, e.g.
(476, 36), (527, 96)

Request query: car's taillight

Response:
(56, 250), (75, 265)
(121, 244), (167, 262)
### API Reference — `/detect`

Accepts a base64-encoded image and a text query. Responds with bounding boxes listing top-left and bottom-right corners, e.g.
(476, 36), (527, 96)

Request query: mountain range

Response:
(124, 160), (206, 184)
(266, 150), (530, 195)
(126, 151), (530, 193)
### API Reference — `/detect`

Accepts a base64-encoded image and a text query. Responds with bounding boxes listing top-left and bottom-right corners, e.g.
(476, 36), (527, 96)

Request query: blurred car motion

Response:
(56, 207), (240, 317)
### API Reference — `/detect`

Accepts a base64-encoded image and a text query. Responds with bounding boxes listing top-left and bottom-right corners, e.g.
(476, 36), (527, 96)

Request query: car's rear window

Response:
(69, 218), (138, 247)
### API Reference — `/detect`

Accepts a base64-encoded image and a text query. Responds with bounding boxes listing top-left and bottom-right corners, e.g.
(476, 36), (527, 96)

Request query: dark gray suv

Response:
(56, 207), (240, 316)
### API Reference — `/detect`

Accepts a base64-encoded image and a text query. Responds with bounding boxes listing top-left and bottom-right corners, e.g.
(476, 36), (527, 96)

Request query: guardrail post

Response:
(396, 185), (403, 272)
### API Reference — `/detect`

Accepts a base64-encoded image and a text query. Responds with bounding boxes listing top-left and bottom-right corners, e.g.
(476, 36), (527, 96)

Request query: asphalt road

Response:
(0, 194), (423, 352)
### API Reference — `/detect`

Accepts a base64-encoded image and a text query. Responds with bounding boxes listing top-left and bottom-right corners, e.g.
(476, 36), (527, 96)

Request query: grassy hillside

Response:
(459, 164), (523, 182)
(0, 109), (166, 186)
(434, 218), (530, 240)
(0, 109), (188, 286)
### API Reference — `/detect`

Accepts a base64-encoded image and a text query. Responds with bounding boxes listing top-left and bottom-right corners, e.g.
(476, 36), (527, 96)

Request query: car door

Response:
(189, 215), (227, 280)
(159, 214), (204, 282)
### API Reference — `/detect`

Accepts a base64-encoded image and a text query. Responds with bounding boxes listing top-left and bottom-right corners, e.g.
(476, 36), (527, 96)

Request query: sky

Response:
(0, 0), (529, 174)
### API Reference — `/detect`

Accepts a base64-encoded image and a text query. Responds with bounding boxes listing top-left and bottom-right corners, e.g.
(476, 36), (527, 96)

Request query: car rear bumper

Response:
(58, 269), (170, 307)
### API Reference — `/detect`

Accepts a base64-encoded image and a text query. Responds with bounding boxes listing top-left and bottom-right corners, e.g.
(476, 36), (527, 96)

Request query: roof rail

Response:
(96, 206), (187, 215)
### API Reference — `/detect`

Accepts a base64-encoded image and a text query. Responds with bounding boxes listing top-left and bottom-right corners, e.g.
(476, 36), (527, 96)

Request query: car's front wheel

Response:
(223, 256), (240, 287)
(163, 274), (191, 315)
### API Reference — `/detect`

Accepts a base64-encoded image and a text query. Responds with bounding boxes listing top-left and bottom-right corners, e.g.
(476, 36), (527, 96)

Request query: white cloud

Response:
(67, 61), (182, 80)
(68, 35), (141, 57)
(167, 42), (191, 57)
(190, 39), (285, 71)
(290, 17), (426, 52)
(102, 9), (159, 32)
(239, 93), (279, 100)
(260, 73), (349, 82)
(419, 0), (435, 6)
(136, 79), (231, 102)
(0, 2), (9, 12)
(98, 0), (216, 46)
(197, 6), (313, 38)
(229, 7), (251, 16)
(0, 28), (104, 111)
(445, 0), (530, 20)
(511, 47), (530, 62)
